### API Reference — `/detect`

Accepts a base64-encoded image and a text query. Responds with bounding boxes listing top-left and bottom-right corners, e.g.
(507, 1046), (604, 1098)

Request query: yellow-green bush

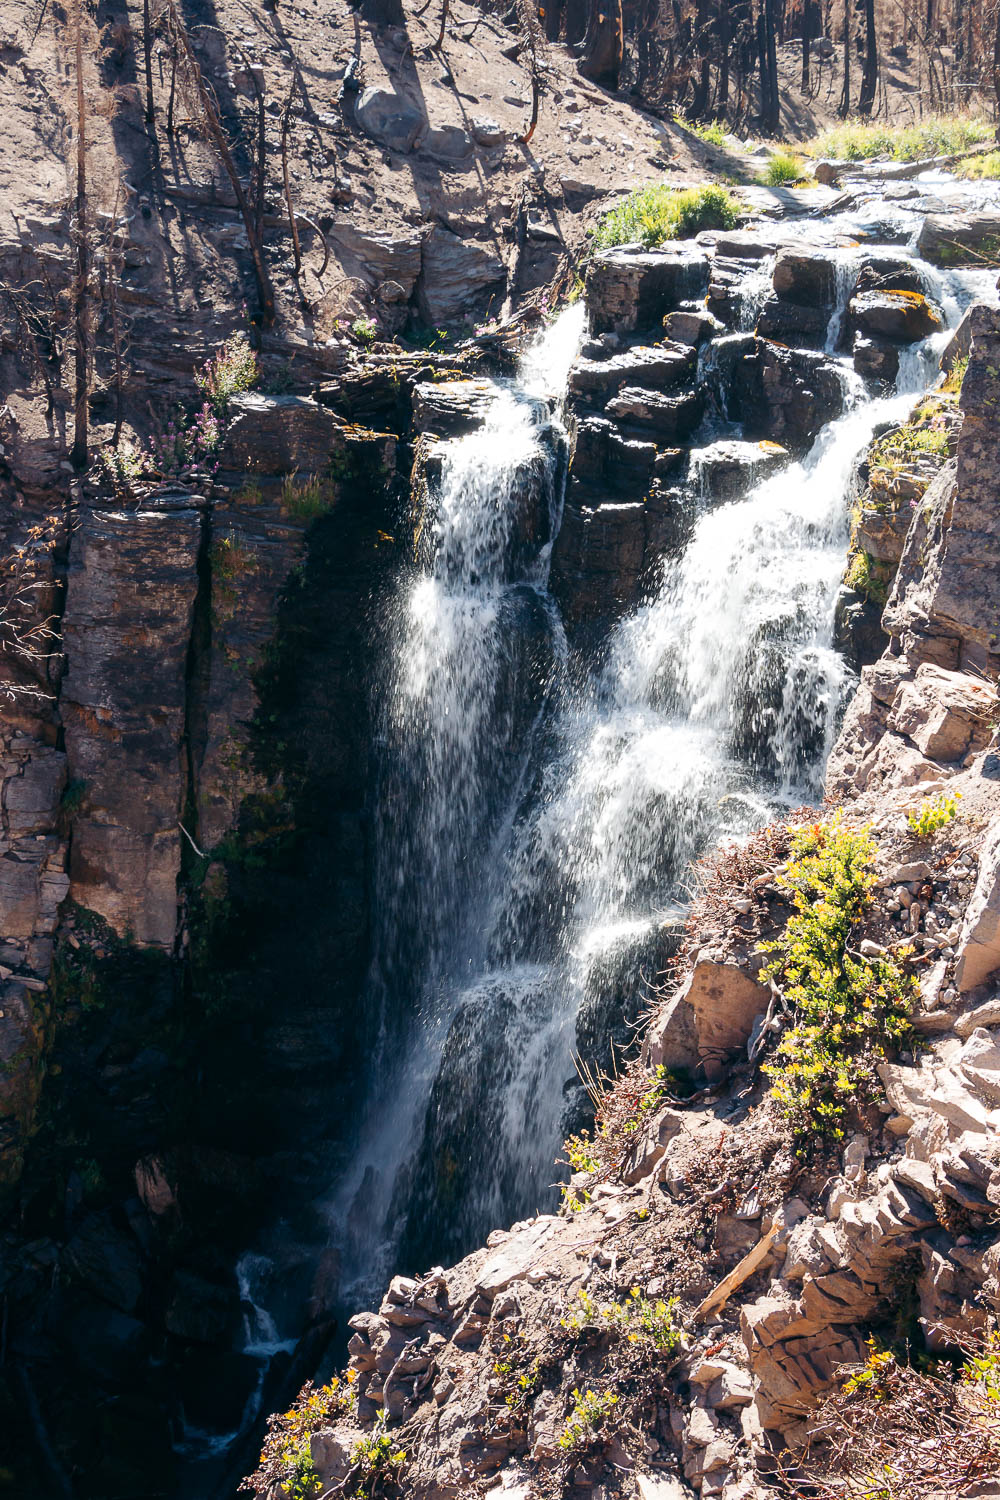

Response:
(760, 815), (917, 1144)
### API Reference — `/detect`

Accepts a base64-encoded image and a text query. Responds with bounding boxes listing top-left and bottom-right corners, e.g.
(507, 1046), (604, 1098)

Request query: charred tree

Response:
(71, 0), (90, 470)
(838, 0), (851, 114)
(578, 0), (624, 87)
(858, 0), (878, 112)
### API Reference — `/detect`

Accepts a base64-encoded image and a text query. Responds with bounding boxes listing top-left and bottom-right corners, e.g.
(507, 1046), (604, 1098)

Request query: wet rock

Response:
(663, 308), (721, 345)
(849, 289), (943, 343)
(853, 333), (900, 383)
(771, 247), (835, 306)
(411, 379), (498, 436)
(732, 341), (846, 452)
(569, 342), (696, 402)
(605, 386), (704, 441)
(690, 439), (789, 502)
(355, 86), (426, 152)
(586, 246), (710, 335)
(756, 297), (830, 348)
(416, 227), (504, 325)
(65, 1211), (144, 1314)
(711, 231), (779, 260)
(165, 1269), (240, 1345)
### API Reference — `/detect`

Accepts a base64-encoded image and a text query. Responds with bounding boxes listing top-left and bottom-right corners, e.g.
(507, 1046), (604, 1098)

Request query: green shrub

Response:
(869, 411), (951, 476)
(593, 183), (740, 250)
(241, 1376), (358, 1498)
(97, 443), (145, 493)
(561, 1286), (682, 1355)
(760, 814), (917, 1144)
(808, 115), (992, 163)
(907, 792), (961, 838)
(196, 333), (259, 414)
(845, 547), (890, 607)
(557, 1388), (620, 1452)
(761, 151), (806, 185)
(942, 355), (969, 394)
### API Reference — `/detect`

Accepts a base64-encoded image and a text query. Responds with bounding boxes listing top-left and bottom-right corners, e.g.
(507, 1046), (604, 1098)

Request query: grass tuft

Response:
(760, 151), (807, 185)
(955, 149), (1000, 180)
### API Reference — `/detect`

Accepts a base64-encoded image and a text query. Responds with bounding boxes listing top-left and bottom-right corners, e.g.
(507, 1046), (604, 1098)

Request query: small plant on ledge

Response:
(557, 1387), (620, 1452)
(907, 792), (961, 838)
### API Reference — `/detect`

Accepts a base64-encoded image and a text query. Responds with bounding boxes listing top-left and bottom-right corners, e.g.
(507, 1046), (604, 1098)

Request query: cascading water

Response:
(333, 206), (996, 1303)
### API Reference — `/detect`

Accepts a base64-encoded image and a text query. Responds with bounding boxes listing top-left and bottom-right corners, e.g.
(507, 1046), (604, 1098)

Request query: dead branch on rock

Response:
(280, 80), (303, 277)
(0, 520), (63, 703)
(161, 1), (276, 326)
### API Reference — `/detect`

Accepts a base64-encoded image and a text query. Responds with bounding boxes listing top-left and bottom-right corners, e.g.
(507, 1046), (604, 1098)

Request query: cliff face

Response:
(240, 264), (1000, 1500)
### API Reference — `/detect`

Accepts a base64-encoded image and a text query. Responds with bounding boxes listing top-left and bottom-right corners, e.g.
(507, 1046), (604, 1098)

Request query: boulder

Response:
(853, 333), (899, 383)
(955, 821), (1000, 992)
(663, 309), (721, 345)
(355, 86), (426, 152)
(416, 227), (504, 326)
(644, 960), (770, 1080)
(756, 297), (830, 348)
(423, 124), (473, 162)
(690, 439), (789, 502)
(471, 116), (504, 147)
(411, 379), (497, 437)
(849, 289), (943, 342)
(886, 663), (994, 761)
(917, 210), (1000, 266)
(732, 341), (846, 451)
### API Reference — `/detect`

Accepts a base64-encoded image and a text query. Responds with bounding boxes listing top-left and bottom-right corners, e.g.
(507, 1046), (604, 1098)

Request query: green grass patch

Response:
(955, 150), (1000, 180)
(808, 115), (992, 163)
(845, 546), (890, 607)
(760, 814), (917, 1145)
(869, 400), (952, 477)
(593, 183), (741, 250)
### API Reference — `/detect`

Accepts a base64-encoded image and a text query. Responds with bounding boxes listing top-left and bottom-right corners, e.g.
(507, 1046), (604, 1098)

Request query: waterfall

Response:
(333, 234), (995, 1299)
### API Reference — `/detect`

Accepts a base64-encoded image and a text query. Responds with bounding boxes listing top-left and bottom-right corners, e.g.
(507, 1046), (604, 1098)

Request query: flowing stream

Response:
(330, 195), (996, 1303)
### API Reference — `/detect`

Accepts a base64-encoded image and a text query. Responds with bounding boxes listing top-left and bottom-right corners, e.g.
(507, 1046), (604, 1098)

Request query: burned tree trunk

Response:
(578, 0), (624, 87)
(71, 1), (90, 470)
(857, 0), (878, 114)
